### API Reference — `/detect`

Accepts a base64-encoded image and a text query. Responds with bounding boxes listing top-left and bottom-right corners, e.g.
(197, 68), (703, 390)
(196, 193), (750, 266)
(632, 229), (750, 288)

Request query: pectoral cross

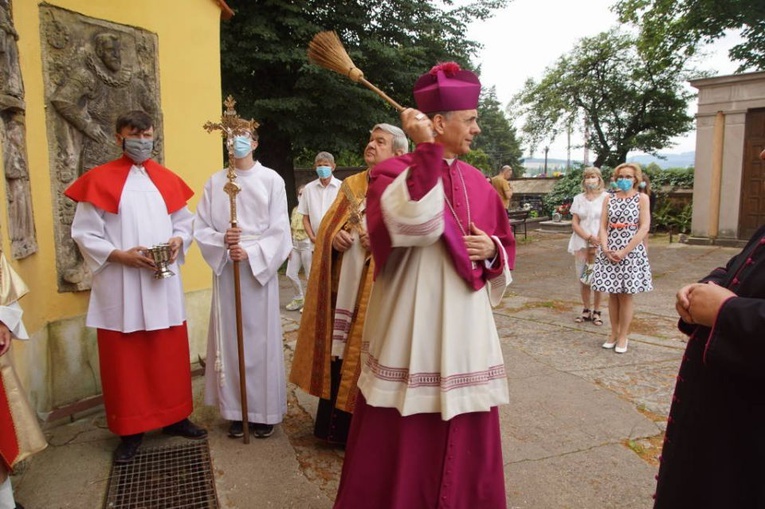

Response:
(203, 95), (260, 224)
(341, 181), (365, 235)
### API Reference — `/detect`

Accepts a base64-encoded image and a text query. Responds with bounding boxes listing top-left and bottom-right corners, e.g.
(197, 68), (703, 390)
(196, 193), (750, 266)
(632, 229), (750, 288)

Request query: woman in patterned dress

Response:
(567, 167), (607, 325)
(591, 163), (652, 353)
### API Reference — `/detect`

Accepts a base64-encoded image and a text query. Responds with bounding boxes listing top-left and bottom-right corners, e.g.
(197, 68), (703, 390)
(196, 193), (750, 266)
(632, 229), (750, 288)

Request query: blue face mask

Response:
(233, 136), (253, 158)
(616, 178), (633, 192)
(316, 165), (332, 179)
(638, 181), (647, 189)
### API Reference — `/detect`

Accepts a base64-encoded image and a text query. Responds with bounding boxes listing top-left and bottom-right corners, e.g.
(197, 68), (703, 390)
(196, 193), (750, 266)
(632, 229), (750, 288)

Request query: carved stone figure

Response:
(40, 6), (163, 291)
(0, 0), (37, 259)
(50, 31), (162, 177)
(0, 111), (36, 258)
(0, 0), (23, 106)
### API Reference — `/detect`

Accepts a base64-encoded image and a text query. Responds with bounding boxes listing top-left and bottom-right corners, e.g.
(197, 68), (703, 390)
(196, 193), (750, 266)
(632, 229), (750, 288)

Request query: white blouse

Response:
(567, 191), (606, 253)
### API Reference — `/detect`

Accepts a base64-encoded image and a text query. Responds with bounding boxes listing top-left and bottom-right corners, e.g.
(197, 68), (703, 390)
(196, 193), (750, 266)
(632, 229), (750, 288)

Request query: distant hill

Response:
(628, 152), (695, 169)
(521, 152), (695, 173)
(522, 158), (581, 177)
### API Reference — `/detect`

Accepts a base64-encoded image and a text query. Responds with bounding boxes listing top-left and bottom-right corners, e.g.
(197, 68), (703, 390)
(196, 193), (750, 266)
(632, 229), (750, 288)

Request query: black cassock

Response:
(655, 225), (765, 508)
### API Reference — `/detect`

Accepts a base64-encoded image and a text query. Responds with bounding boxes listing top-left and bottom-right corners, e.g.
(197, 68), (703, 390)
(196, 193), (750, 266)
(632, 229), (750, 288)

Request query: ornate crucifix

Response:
(203, 95), (260, 224)
(203, 95), (259, 444)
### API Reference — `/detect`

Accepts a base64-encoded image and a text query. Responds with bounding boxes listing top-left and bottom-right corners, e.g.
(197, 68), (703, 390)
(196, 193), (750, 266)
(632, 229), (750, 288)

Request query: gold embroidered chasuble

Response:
(290, 171), (374, 413)
(0, 253), (47, 470)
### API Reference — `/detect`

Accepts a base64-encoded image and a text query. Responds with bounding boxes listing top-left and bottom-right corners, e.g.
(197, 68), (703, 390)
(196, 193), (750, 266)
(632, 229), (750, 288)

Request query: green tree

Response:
(512, 30), (694, 168)
(473, 86), (524, 176)
(462, 148), (491, 173)
(614, 0), (765, 71)
(220, 0), (508, 205)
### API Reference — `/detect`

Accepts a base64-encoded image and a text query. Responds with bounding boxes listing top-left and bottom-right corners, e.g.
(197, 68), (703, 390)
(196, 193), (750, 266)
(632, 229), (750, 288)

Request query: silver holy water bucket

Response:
(146, 243), (175, 279)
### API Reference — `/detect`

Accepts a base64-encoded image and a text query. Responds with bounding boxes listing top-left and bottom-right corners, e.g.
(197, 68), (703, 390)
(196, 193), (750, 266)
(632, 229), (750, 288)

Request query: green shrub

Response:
(653, 200), (692, 233)
(647, 167), (694, 189)
(543, 169), (582, 217)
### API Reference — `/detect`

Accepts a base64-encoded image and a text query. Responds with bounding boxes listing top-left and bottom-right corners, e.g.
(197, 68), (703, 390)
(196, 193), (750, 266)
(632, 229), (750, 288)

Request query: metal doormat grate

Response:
(103, 440), (219, 509)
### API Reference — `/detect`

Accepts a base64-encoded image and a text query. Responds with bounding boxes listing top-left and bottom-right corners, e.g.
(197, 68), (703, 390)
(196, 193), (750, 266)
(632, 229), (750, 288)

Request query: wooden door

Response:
(739, 108), (765, 239)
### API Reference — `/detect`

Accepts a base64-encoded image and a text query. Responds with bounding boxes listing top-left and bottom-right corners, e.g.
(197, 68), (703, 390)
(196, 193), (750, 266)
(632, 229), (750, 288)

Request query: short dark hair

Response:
(115, 111), (154, 134)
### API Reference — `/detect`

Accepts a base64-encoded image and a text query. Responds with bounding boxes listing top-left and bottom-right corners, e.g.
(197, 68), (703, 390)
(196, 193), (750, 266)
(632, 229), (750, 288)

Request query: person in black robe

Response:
(654, 224), (765, 508)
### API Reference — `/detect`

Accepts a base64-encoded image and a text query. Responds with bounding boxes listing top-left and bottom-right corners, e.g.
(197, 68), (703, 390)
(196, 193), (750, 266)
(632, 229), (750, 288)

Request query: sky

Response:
(463, 0), (742, 160)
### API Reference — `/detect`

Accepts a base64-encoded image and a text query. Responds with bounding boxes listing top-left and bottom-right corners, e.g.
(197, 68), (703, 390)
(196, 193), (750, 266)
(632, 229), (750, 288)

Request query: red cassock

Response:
(97, 326), (193, 435)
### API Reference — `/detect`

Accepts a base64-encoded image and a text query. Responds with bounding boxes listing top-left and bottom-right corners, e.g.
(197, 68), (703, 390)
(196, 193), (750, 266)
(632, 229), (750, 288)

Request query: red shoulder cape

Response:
(64, 155), (194, 214)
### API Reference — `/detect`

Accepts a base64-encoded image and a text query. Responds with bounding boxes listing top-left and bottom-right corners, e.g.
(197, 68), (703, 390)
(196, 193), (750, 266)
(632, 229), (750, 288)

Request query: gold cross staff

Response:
(202, 95), (259, 444)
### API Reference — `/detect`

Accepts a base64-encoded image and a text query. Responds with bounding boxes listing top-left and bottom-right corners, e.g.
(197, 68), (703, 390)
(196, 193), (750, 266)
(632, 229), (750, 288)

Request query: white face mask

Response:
(585, 178), (599, 189)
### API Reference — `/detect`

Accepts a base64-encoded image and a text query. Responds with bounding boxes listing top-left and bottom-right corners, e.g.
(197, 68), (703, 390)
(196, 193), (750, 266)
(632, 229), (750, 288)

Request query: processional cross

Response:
(203, 95), (259, 444)
(203, 95), (260, 224)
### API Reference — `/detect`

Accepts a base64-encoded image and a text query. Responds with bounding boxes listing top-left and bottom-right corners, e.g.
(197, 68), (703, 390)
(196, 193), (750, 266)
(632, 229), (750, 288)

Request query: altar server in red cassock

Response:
(334, 63), (515, 509)
(66, 110), (206, 465)
(0, 253), (46, 509)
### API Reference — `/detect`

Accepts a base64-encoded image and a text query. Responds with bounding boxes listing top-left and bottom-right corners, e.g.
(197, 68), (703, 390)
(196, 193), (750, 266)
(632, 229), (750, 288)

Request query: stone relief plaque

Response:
(39, 4), (164, 291)
(0, 0), (38, 259)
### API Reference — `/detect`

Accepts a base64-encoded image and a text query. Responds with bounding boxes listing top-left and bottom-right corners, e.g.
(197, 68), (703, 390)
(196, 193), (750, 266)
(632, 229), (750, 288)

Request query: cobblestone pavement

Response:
(15, 231), (739, 509)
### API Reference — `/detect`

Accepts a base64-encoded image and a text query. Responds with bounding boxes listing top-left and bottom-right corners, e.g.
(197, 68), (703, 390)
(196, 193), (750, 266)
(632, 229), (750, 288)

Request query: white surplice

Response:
(71, 166), (193, 332)
(194, 162), (292, 424)
(358, 169), (510, 420)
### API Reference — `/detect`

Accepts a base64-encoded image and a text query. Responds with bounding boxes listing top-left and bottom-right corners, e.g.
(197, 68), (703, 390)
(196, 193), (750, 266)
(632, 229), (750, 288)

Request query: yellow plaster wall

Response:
(4, 0), (223, 335)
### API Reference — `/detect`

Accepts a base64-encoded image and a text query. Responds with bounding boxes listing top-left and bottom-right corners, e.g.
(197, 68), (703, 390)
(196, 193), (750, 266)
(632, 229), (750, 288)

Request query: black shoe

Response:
(114, 434), (143, 464)
(162, 418), (208, 440)
(228, 420), (256, 438)
(228, 420), (244, 438)
(15, 504), (25, 509)
(252, 423), (274, 439)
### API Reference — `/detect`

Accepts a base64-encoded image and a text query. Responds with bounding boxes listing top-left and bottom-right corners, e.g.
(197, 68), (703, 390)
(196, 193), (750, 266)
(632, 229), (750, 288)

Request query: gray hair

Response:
(314, 151), (335, 164)
(372, 123), (409, 154)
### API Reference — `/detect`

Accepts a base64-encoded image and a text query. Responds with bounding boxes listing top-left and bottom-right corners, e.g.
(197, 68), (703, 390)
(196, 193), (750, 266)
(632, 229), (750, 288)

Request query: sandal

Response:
(591, 310), (603, 326)
(575, 308), (591, 323)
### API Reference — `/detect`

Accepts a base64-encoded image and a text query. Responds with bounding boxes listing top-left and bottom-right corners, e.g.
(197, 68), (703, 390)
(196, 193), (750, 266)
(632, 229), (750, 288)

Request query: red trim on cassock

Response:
(0, 374), (20, 471)
(97, 324), (193, 436)
(64, 155), (194, 214)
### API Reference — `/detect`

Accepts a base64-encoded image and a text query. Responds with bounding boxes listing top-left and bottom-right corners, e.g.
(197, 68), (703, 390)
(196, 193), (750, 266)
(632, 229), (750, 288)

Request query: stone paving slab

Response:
(500, 344), (659, 464)
(505, 443), (657, 509)
(576, 359), (682, 419)
(207, 425), (331, 509)
(14, 418), (111, 508)
(498, 313), (681, 374)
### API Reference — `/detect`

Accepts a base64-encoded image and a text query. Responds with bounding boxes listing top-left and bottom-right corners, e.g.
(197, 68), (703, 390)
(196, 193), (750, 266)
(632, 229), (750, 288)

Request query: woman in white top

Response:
(567, 167), (607, 325)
